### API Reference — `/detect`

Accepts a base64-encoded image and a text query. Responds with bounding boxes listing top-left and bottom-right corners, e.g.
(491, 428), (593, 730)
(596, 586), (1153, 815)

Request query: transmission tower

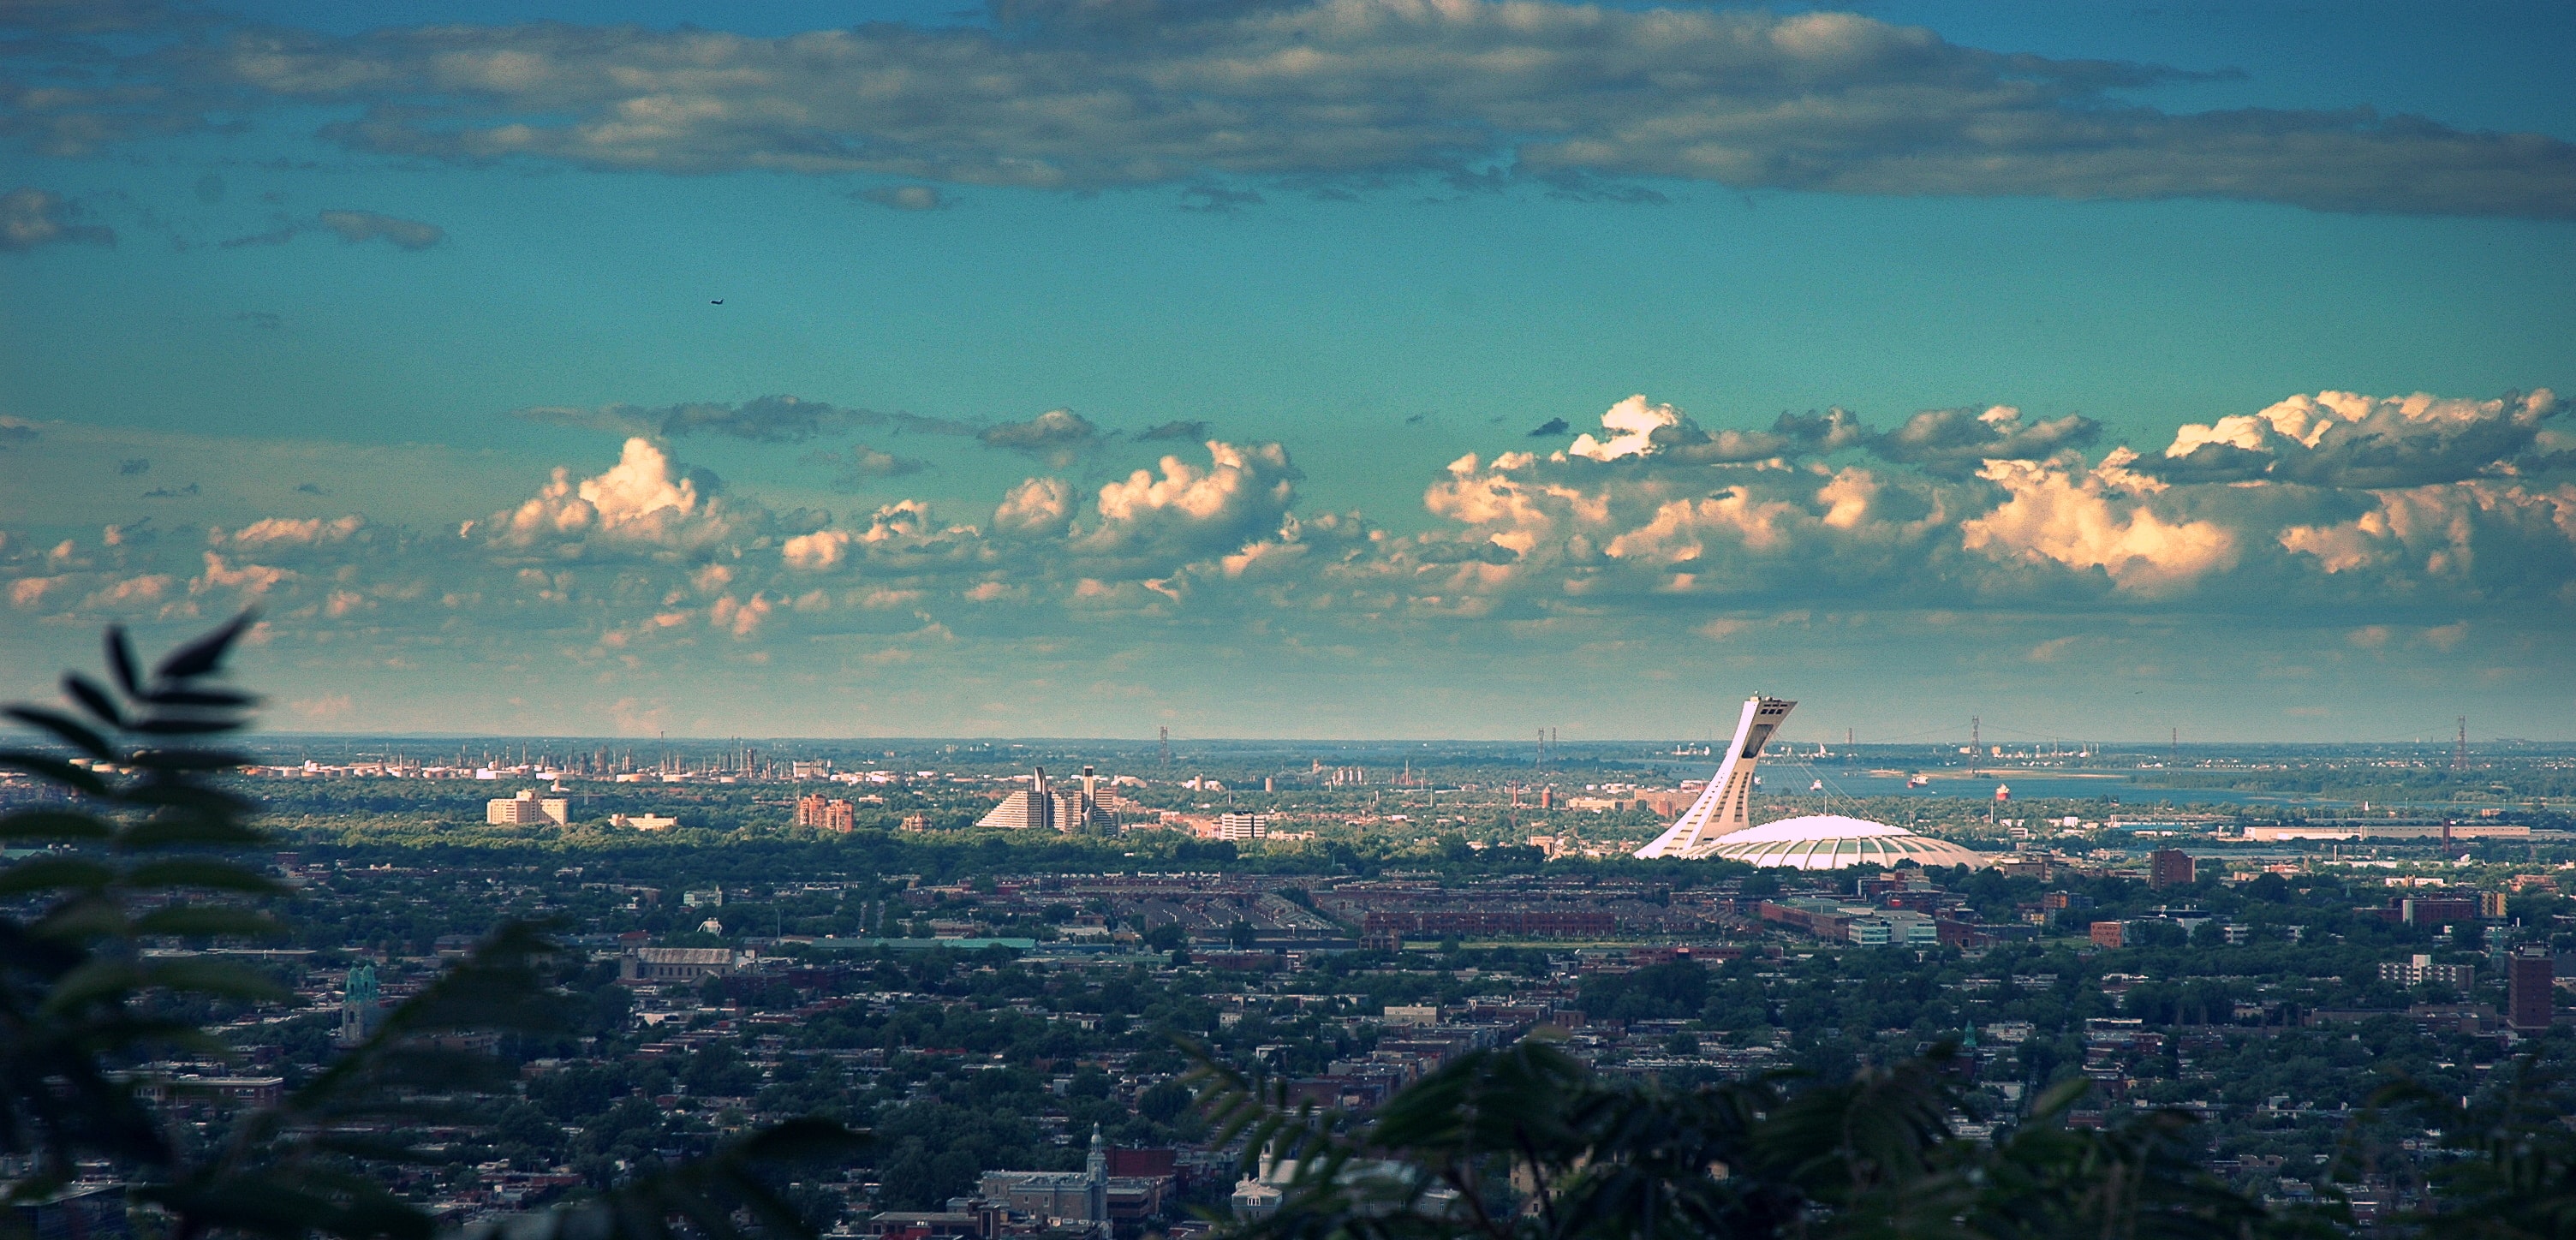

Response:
(2452, 718), (2466, 772)
(1970, 717), (1980, 776)
(1159, 726), (1171, 767)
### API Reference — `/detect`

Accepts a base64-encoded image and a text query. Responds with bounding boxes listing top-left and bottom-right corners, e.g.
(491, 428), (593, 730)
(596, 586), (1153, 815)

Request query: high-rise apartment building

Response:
(2148, 850), (2196, 889)
(1217, 812), (1271, 841)
(795, 794), (855, 832)
(2508, 947), (2555, 1032)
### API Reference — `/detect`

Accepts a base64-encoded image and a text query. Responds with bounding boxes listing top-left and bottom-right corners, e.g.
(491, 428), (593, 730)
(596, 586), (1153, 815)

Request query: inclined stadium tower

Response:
(1633, 696), (1991, 870)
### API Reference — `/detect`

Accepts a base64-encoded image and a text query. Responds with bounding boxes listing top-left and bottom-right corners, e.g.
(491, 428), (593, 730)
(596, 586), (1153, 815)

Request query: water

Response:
(1776, 770), (2351, 809)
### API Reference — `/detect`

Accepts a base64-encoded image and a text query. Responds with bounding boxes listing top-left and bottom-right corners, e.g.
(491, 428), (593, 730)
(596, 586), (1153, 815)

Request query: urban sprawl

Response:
(8, 733), (2574, 1236)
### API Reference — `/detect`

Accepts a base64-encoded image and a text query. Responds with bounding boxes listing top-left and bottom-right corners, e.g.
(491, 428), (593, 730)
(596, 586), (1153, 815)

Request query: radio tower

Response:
(2452, 718), (2466, 772)
(1970, 717), (1980, 776)
(1158, 727), (1171, 767)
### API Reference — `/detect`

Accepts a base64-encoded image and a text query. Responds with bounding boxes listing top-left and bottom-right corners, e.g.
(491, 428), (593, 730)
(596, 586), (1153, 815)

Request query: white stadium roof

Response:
(1696, 814), (1994, 870)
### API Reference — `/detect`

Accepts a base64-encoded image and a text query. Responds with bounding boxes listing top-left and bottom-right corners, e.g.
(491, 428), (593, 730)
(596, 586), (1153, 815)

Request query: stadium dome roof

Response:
(1698, 814), (1993, 870)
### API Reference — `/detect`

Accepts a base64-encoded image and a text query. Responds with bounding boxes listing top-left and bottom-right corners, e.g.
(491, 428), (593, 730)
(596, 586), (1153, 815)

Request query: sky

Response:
(2, 0), (2572, 744)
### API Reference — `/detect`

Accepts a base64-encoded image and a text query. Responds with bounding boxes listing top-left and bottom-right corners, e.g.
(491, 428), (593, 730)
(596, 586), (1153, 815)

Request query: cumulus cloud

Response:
(2277, 479), (2576, 590)
(7, 385), (2567, 728)
(993, 476), (1076, 538)
(2, 188), (114, 251)
(2145, 389), (2561, 488)
(1567, 396), (1685, 462)
(474, 437), (744, 557)
(9, 3), (2539, 218)
(1085, 439), (1301, 559)
(1959, 457), (2236, 591)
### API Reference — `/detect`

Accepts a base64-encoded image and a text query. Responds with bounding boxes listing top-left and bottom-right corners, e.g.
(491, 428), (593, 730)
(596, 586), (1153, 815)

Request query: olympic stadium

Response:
(1633, 697), (1994, 871)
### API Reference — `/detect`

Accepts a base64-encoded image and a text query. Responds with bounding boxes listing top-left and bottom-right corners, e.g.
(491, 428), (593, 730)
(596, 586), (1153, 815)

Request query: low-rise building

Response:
(2380, 954), (2475, 990)
(618, 945), (745, 984)
(487, 789), (569, 826)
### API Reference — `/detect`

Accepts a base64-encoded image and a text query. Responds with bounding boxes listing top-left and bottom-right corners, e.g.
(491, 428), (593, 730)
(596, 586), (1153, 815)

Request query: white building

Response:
(2381, 953), (2476, 989)
(1217, 812), (1271, 841)
(486, 789), (569, 826)
(977, 766), (1110, 832)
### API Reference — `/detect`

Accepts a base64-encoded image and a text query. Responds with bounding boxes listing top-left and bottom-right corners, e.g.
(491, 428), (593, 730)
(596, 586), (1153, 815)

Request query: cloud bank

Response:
(11, 387), (2567, 695)
(8, 2), (2573, 217)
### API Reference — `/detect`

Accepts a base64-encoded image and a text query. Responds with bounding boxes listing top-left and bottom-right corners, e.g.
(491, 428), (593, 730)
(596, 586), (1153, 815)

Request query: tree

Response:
(1192, 1034), (2329, 1240)
(0, 620), (864, 1240)
(2374, 1055), (2576, 1239)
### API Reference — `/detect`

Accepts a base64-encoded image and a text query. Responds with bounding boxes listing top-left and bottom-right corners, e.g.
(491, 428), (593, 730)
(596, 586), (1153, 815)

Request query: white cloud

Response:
(477, 437), (744, 557)
(1567, 395), (1682, 462)
(994, 477), (1075, 538)
(781, 528), (851, 570)
(5, 384), (2568, 735)
(1085, 439), (1299, 557)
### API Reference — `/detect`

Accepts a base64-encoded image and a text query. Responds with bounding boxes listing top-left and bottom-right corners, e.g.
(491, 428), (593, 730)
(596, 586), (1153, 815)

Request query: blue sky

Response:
(3, 0), (2571, 742)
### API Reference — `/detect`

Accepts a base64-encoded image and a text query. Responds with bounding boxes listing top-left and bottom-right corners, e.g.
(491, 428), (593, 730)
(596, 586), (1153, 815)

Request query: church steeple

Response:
(1085, 1123), (1108, 1232)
